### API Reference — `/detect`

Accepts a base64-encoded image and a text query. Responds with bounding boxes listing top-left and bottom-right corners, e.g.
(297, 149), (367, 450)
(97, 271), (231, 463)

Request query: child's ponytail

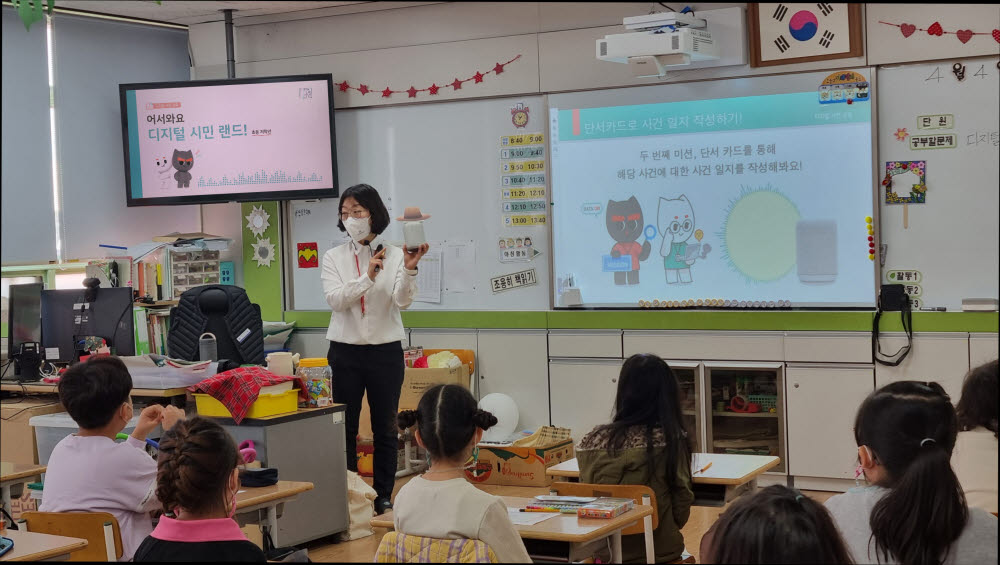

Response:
(856, 381), (967, 565)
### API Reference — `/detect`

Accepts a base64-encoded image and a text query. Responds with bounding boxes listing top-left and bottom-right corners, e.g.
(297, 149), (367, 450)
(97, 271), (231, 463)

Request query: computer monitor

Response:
(7, 283), (43, 379)
(41, 286), (135, 363)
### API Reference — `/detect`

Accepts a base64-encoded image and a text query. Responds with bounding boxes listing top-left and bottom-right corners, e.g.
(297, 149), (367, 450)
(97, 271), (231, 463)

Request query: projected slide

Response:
(550, 90), (875, 307)
(124, 79), (333, 200)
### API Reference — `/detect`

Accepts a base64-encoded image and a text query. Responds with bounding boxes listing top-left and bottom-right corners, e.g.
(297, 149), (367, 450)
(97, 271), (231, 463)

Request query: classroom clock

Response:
(511, 103), (530, 128)
(748, 3), (863, 67)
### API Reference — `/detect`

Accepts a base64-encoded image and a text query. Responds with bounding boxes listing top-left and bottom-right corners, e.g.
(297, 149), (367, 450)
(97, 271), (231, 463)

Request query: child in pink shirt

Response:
(40, 356), (184, 560)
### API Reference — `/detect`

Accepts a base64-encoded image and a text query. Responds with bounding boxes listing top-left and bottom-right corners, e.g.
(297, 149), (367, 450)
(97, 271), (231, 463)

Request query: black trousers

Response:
(328, 340), (404, 501)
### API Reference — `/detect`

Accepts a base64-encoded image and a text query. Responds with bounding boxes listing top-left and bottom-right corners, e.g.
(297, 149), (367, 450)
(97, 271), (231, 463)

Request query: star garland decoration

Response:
(878, 21), (1000, 44)
(336, 55), (522, 99)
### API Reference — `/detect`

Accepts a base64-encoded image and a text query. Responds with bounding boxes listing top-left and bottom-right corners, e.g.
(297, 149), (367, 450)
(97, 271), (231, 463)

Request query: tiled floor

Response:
(299, 474), (837, 563)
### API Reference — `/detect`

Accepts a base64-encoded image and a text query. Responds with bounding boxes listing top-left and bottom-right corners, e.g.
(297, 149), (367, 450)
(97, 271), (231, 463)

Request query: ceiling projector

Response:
(597, 12), (720, 77)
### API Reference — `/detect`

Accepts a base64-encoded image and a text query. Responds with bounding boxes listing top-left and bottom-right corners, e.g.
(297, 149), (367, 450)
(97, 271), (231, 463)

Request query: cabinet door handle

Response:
(481, 375), (485, 380)
(611, 378), (617, 383)
(793, 383), (800, 388)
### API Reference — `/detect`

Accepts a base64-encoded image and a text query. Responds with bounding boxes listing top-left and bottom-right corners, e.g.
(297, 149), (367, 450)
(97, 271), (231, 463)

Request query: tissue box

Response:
(464, 439), (575, 487)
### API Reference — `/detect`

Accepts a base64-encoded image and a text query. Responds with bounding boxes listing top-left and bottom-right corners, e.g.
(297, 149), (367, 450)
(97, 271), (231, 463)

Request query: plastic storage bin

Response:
(29, 412), (158, 465)
(194, 388), (299, 419)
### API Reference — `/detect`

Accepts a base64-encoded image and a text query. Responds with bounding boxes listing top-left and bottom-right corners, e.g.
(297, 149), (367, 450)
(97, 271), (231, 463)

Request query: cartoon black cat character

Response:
(607, 196), (651, 285)
(171, 149), (194, 188)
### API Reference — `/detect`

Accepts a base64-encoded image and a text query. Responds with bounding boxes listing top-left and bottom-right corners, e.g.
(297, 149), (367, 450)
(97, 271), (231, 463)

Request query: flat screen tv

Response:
(120, 74), (337, 206)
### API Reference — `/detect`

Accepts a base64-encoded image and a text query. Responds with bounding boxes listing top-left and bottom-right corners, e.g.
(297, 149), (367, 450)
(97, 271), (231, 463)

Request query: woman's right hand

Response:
(366, 247), (387, 281)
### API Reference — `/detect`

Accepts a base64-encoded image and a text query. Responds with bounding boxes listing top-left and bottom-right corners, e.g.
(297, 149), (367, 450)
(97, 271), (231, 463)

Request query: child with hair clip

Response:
(952, 360), (998, 514)
(825, 381), (998, 565)
(700, 485), (853, 564)
(576, 353), (694, 563)
(392, 384), (531, 563)
(133, 417), (266, 562)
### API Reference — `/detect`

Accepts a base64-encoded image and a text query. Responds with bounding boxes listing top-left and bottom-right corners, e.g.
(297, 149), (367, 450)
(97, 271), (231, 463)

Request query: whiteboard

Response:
(876, 57), (1000, 310)
(548, 69), (878, 308)
(286, 95), (551, 311)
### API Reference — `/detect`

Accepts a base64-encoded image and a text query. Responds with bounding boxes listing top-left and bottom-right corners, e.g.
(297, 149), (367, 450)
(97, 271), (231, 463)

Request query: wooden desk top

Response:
(371, 495), (653, 544)
(0, 530), (88, 562)
(235, 480), (314, 510)
(0, 383), (187, 398)
(547, 453), (781, 486)
(0, 463), (46, 484)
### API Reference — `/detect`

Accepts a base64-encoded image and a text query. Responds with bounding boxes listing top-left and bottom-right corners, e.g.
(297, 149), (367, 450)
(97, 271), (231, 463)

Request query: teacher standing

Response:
(321, 183), (429, 515)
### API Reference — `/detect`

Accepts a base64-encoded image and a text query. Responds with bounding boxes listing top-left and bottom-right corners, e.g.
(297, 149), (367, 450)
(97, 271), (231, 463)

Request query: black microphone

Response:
(372, 244), (385, 273)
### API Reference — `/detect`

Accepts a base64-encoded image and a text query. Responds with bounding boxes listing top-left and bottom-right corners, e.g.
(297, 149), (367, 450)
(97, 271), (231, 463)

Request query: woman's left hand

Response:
(403, 243), (430, 270)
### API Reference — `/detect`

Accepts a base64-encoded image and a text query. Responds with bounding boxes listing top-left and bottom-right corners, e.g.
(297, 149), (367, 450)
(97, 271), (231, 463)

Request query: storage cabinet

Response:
(704, 362), (786, 474)
(549, 358), (623, 441)
(669, 361), (704, 453)
(786, 364), (874, 479)
(478, 330), (550, 433)
(874, 332), (969, 399)
(970, 333), (999, 368)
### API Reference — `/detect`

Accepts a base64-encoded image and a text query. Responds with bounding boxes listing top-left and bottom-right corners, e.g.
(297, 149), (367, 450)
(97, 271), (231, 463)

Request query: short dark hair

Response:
(956, 359), (998, 438)
(156, 417), (242, 515)
(703, 485), (854, 564)
(397, 384), (497, 461)
(58, 356), (133, 429)
(336, 183), (390, 236)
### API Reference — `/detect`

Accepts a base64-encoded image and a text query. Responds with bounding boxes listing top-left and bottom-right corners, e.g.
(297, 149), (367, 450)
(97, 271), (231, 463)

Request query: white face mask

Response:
(343, 216), (372, 242)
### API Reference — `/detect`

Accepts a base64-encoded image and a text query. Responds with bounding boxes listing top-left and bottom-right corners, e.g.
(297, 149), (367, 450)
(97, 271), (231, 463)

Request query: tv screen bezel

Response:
(119, 73), (338, 207)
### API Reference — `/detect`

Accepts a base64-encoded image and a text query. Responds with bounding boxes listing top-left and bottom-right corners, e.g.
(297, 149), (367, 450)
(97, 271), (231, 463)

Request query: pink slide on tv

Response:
(123, 77), (334, 205)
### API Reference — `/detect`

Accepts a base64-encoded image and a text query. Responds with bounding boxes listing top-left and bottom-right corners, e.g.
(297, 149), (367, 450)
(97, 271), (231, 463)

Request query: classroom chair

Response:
(551, 482), (660, 564)
(374, 531), (498, 563)
(19, 511), (123, 561)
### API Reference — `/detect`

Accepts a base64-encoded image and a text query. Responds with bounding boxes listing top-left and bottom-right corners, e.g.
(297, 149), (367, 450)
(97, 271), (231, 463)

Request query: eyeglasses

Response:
(340, 209), (370, 221)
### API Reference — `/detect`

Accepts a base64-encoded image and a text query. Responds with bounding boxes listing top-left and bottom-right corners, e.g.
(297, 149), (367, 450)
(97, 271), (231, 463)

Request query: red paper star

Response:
(406, 86), (418, 98)
(358, 84), (369, 95)
(451, 78), (463, 90)
(337, 81), (350, 92)
(493, 63), (505, 74)
(381, 87), (393, 98)
(473, 71), (484, 83)
(428, 83), (440, 95)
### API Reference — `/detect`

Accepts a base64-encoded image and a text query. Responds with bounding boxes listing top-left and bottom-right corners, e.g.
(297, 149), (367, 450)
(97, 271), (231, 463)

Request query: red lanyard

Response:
(354, 252), (366, 316)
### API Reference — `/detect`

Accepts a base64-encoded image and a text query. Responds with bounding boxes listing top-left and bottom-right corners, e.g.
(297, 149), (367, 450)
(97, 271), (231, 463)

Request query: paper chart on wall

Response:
(442, 240), (477, 293)
(413, 248), (442, 304)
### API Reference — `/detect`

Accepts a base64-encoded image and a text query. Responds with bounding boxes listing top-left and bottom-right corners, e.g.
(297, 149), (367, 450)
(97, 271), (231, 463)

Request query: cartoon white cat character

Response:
(658, 195), (711, 284)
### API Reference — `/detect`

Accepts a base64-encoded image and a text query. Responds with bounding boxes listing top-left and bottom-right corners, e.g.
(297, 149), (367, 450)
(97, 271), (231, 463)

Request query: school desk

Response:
(235, 480), (313, 549)
(0, 383), (187, 399)
(0, 463), (46, 517)
(205, 405), (349, 546)
(371, 494), (654, 563)
(547, 453), (781, 506)
(0, 530), (88, 562)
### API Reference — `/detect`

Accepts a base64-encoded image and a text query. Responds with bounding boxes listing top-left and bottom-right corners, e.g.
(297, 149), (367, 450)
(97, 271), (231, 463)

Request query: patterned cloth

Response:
(374, 532), (498, 563)
(187, 366), (308, 424)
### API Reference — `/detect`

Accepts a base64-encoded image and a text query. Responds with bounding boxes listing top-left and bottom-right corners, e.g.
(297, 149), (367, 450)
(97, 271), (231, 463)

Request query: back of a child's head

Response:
(58, 355), (132, 429)
(855, 380), (967, 565)
(956, 359), (998, 438)
(156, 416), (241, 515)
(397, 384), (497, 462)
(703, 485), (852, 564)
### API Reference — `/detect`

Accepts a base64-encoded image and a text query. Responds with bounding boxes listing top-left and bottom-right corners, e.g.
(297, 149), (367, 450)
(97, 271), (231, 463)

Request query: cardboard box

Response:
(358, 366), (471, 440)
(464, 439), (575, 487)
(1, 396), (65, 465)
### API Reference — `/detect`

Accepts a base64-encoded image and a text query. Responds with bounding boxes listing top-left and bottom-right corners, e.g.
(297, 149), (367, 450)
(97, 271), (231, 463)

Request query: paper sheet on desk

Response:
(413, 248), (442, 303)
(507, 509), (559, 526)
(442, 240), (476, 293)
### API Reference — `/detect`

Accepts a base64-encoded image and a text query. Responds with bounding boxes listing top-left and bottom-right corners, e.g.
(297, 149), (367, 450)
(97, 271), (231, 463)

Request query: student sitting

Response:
(825, 381), (999, 565)
(392, 384), (531, 563)
(40, 356), (185, 561)
(133, 417), (266, 562)
(953, 360), (998, 514)
(576, 354), (694, 563)
(700, 485), (853, 564)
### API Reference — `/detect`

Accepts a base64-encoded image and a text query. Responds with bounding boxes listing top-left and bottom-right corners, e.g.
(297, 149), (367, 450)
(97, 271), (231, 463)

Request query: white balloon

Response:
(478, 393), (519, 442)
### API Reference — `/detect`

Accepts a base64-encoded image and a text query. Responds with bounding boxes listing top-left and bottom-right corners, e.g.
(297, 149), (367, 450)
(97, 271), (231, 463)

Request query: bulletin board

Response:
(285, 95), (551, 311)
(876, 57), (1000, 310)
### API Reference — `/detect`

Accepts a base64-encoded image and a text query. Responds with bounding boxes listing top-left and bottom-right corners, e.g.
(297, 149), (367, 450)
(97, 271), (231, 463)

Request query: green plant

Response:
(10, 0), (53, 31)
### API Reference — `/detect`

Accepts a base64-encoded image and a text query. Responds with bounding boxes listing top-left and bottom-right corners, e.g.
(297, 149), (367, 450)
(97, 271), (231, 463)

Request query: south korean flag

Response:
(759, 3), (851, 60)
